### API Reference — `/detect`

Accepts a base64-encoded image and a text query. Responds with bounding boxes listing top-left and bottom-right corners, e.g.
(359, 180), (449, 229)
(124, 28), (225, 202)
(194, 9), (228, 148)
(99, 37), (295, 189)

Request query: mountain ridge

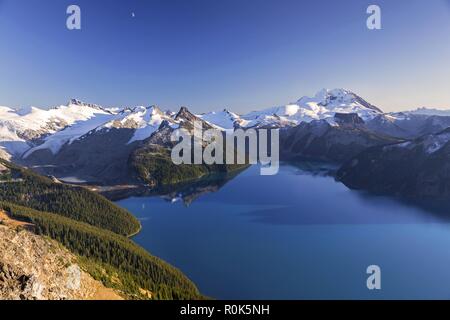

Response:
(2, 88), (450, 191)
(1, 88), (391, 160)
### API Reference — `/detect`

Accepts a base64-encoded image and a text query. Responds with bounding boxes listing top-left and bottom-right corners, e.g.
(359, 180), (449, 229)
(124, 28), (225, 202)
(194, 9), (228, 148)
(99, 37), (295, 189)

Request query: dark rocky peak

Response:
(149, 105), (164, 114)
(146, 122), (177, 147)
(298, 119), (330, 129)
(175, 106), (198, 122)
(68, 99), (114, 114)
(175, 107), (214, 130)
(158, 120), (173, 130)
(334, 113), (365, 126)
(69, 99), (101, 109)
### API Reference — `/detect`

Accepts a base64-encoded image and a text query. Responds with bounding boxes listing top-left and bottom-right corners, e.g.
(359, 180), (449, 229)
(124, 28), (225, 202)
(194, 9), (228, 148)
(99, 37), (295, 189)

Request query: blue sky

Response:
(0, 0), (449, 113)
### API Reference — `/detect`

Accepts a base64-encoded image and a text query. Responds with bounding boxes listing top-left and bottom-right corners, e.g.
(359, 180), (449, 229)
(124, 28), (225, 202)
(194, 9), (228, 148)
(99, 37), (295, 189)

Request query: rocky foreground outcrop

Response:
(0, 214), (122, 300)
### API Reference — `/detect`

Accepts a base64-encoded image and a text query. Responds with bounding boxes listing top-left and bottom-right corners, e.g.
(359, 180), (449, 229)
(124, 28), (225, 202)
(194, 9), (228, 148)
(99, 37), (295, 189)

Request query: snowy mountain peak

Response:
(315, 88), (353, 100)
(298, 88), (382, 113)
(175, 106), (198, 122)
(199, 109), (242, 131)
(1, 88), (391, 160)
(68, 99), (115, 114)
(297, 88), (344, 105)
(403, 107), (450, 117)
(150, 105), (165, 116)
(232, 89), (383, 130)
(69, 98), (101, 108)
(125, 105), (163, 117)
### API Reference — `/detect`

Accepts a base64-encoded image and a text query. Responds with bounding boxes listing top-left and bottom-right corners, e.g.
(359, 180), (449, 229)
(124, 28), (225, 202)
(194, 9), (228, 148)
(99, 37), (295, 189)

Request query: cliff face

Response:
(279, 118), (400, 163)
(336, 128), (450, 199)
(0, 213), (122, 300)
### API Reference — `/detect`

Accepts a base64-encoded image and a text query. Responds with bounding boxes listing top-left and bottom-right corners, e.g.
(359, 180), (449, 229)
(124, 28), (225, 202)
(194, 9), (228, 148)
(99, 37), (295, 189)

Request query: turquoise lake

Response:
(117, 164), (450, 299)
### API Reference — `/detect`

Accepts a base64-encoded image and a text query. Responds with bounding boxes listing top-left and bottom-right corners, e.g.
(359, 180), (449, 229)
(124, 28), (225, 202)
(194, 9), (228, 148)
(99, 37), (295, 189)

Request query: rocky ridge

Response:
(0, 212), (122, 300)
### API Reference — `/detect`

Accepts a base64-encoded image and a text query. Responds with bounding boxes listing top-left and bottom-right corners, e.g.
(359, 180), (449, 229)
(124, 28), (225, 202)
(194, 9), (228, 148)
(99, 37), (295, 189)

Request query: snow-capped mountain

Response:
(201, 88), (383, 130)
(198, 109), (242, 131)
(0, 100), (116, 159)
(20, 101), (213, 160)
(21, 102), (210, 161)
(1, 88), (449, 164)
(88, 105), (177, 144)
(371, 110), (450, 139)
(401, 107), (450, 117)
(2, 88), (450, 197)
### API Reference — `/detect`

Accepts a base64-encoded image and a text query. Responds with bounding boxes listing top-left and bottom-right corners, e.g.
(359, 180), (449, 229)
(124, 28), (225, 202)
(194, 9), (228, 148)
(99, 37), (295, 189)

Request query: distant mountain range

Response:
(337, 127), (450, 198)
(0, 89), (381, 159)
(2, 88), (450, 197)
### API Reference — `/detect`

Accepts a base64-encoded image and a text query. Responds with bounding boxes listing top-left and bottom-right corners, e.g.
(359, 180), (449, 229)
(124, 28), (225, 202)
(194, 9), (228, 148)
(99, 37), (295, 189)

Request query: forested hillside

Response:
(0, 160), (140, 236)
(130, 143), (248, 186)
(0, 160), (202, 299)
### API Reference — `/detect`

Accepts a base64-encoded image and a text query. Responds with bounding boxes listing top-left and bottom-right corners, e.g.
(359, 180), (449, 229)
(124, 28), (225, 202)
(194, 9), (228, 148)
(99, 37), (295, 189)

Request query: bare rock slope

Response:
(0, 213), (122, 300)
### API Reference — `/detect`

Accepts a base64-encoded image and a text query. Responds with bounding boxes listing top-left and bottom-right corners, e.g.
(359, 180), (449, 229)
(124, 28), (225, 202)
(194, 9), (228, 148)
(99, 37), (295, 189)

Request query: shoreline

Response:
(127, 223), (142, 238)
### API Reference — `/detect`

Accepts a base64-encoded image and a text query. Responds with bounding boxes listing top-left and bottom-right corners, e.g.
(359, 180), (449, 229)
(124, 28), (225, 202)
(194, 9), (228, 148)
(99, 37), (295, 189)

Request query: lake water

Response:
(117, 164), (450, 299)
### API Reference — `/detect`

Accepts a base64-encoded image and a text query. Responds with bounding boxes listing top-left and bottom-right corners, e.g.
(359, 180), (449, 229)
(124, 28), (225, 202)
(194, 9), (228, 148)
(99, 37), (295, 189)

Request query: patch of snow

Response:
(404, 107), (450, 117)
(127, 106), (176, 144)
(423, 132), (450, 154)
(59, 177), (87, 184)
(0, 124), (31, 157)
(23, 111), (118, 157)
(397, 141), (412, 148)
(198, 109), (241, 131)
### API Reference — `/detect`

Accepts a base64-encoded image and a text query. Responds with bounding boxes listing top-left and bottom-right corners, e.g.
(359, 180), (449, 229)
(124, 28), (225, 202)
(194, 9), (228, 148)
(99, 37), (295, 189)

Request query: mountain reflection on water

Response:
(111, 161), (450, 221)
(117, 163), (450, 299)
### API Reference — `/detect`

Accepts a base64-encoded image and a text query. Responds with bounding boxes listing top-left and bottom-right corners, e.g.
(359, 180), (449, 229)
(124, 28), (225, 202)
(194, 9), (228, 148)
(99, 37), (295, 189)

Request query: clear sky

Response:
(0, 0), (449, 113)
